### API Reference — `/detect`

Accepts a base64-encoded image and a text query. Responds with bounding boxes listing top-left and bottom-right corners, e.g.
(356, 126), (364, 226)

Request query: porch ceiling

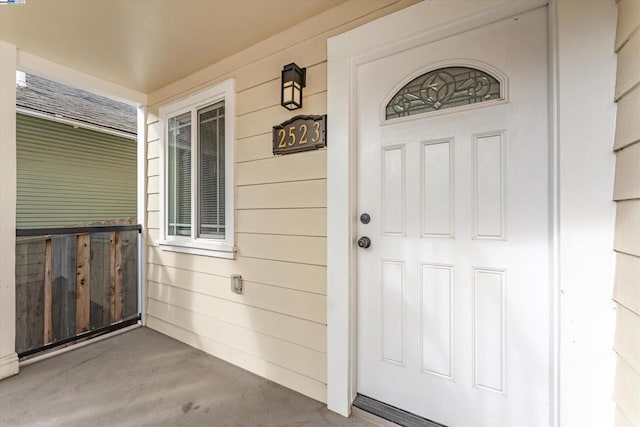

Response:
(0, 0), (347, 95)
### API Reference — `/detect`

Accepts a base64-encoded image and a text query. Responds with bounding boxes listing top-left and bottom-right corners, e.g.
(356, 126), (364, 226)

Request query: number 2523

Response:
(276, 122), (321, 148)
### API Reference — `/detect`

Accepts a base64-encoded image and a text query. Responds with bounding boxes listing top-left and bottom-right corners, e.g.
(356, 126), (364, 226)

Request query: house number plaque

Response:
(272, 115), (326, 155)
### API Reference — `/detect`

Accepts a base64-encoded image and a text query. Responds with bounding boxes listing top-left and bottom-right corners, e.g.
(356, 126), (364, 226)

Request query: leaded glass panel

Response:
(385, 67), (502, 120)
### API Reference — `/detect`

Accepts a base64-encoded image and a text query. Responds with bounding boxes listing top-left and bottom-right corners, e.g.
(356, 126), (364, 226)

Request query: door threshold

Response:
(352, 406), (401, 426)
(353, 394), (447, 427)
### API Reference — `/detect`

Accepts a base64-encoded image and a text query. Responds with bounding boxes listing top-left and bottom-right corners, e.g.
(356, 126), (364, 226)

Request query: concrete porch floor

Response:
(0, 327), (374, 426)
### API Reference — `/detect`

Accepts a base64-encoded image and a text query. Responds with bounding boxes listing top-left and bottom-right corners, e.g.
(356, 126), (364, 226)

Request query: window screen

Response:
(167, 112), (192, 236)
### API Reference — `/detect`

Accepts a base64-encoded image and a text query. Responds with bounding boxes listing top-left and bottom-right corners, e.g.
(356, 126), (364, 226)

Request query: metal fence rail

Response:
(15, 225), (141, 357)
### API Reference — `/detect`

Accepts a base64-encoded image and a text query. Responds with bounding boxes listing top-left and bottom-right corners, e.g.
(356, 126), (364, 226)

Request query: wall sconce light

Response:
(281, 63), (306, 110)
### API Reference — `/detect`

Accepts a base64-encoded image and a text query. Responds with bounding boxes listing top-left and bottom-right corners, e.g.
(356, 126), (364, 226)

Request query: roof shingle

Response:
(16, 74), (137, 135)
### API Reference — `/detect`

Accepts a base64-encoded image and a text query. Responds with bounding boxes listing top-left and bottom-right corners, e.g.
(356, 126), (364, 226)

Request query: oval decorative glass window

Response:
(385, 66), (502, 120)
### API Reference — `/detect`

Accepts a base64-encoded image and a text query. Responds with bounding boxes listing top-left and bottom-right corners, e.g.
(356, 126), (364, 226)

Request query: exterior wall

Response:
(612, 1), (640, 426)
(0, 41), (19, 380)
(143, 0), (419, 402)
(16, 113), (137, 227)
(326, 0), (619, 421)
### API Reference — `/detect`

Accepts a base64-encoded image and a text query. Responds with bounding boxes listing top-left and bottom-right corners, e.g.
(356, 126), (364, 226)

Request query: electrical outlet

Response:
(230, 274), (243, 294)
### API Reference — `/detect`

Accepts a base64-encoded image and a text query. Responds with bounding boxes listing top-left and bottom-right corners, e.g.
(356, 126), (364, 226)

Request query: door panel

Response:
(422, 140), (453, 237)
(356, 7), (550, 427)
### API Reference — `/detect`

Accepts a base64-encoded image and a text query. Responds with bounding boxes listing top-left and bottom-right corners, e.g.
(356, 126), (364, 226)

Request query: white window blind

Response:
(198, 101), (225, 239)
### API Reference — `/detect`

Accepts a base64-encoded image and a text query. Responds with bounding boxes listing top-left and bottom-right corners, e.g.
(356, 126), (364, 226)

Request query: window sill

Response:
(158, 240), (236, 259)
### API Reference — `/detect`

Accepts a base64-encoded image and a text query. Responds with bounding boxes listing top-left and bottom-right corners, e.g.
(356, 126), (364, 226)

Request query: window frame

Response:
(158, 79), (235, 258)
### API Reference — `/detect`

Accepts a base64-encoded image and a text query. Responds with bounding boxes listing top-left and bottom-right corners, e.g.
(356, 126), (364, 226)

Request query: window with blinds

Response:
(160, 78), (235, 258)
(167, 101), (225, 240)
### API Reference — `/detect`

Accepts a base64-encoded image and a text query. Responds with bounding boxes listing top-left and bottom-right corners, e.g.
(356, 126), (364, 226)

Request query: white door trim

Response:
(326, 0), (555, 418)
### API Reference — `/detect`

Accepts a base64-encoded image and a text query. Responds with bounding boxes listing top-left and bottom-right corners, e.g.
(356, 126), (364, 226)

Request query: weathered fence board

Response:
(90, 233), (111, 329)
(15, 240), (46, 352)
(15, 236), (28, 351)
(26, 263), (45, 351)
(122, 230), (138, 319)
(110, 231), (123, 323)
(15, 226), (139, 356)
(44, 239), (52, 344)
(51, 235), (77, 342)
(75, 233), (90, 333)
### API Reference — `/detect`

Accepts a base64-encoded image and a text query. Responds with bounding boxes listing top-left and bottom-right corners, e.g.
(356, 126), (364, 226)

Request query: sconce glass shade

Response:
(281, 63), (306, 110)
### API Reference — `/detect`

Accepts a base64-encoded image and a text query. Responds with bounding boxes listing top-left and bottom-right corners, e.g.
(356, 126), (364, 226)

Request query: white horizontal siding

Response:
(145, 119), (160, 241)
(615, 29), (640, 100)
(236, 150), (326, 186)
(237, 208), (326, 237)
(614, 200), (640, 257)
(237, 180), (326, 209)
(236, 133), (273, 163)
(613, 5), (640, 425)
(236, 233), (327, 266)
(147, 246), (327, 294)
(614, 141), (640, 200)
(614, 252), (640, 316)
(614, 304), (640, 374)
(146, 267), (327, 323)
(613, 86), (640, 150)
(616, 0), (640, 51)
(147, 176), (159, 194)
(147, 281), (326, 352)
(615, 406), (636, 427)
(147, 194), (159, 212)
(613, 356), (640, 427)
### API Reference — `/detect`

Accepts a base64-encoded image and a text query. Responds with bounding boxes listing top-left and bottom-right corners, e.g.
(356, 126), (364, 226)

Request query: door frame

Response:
(326, 0), (557, 420)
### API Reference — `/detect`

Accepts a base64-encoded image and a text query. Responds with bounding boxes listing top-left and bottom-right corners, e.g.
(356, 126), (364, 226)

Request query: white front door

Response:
(356, 7), (550, 427)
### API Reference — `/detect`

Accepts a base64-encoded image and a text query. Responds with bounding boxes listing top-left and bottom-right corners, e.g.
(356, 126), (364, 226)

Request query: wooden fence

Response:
(15, 225), (140, 357)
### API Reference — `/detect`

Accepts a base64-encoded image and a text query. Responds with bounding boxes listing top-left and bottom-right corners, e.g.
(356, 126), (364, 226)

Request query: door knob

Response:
(357, 236), (372, 249)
